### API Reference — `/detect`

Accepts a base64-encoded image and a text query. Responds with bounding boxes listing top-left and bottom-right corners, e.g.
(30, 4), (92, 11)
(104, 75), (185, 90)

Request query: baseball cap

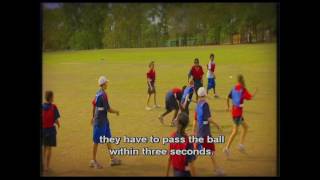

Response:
(197, 87), (207, 97)
(98, 76), (109, 86)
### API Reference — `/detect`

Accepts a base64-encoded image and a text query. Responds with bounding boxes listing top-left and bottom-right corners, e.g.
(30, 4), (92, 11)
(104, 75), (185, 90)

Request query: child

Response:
(223, 74), (257, 158)
(188, 58), (204, 100)
(146, 61), (160, 110)
(90, 76), (121, 168)
(207, 53), (218, 97)
(42, 90), (61, 172)
(180, 80), (195, 115)
(158, 86), (185, 127)
(166, 112), (196, 177)
(192, 87), (224, 176)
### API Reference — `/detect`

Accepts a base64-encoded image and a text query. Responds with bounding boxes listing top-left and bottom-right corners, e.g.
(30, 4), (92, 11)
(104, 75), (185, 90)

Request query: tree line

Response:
(43, 3), (277, 51)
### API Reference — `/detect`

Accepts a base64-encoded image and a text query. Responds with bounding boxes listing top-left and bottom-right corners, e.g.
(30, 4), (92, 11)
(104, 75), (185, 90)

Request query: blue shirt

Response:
(181, 86), (194, 105)
(93, 89), (110, 126)
(195, 100), (211, 137)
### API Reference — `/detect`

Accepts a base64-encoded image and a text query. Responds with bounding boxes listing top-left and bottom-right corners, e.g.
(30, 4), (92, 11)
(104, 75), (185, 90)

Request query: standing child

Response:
(207, 53), (218, 97)
(42, 90), (61, 172)
(192, 87), (224, 176)
(180, 80), (195, 115)
(166, 112), (196, 177)
(188, 58), (204, 100)
(146, 61), (160, 110)
(223, 75), (257, 158)
(90, 76), (121, 168)
(158, 86), (185, 126)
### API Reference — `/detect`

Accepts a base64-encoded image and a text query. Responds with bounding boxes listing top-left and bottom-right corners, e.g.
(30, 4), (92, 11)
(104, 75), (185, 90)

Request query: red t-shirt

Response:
(228, 83), (252, 117)
(189, 65), (204, 80)
(146, 69), (156, 82)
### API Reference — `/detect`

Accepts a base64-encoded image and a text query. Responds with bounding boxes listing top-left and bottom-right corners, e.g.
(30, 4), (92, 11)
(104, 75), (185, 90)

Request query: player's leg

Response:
(210, 155), (224, 176)
(46, 147), (52, 170)
(223, 122), (239, 157)
(90, 126), (103, 168)
(43, 146), (48, 171)
(239, 119), (248, 152)
(146, 93), (152, 110)
(171, 109), (179, 126)
(92, 143), (98, 161)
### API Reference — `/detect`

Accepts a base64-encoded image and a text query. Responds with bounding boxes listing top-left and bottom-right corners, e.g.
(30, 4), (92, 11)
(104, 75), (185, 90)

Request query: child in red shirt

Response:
(146, 61), (160, 110)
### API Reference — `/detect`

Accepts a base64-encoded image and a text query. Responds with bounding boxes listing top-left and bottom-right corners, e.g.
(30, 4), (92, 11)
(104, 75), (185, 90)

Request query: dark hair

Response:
(177, 112), (189, 136)
(149, 61), (154, 68)
(237, 74), (246, 88)
(45, 91), (54, 102)
(210, 53), (215, 59)
(194, 58), (199, 64)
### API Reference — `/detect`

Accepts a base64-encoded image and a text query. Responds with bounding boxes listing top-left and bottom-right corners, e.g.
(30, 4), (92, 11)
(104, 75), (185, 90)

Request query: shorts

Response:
(207, 78), (215, 90)
(173, 169), (191, 177)
(147, 81), (156, 94)
(165, 93), (179, 111)
(43, 127), (57, 147)
(93, 122), (112, 144)
(196, 136), (215, 153)
(194, 79), (203, 93)
(233, 116), (244, 126)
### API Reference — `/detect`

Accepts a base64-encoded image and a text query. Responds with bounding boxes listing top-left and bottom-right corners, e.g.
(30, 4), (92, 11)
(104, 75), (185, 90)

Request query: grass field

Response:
(42, 43), (277, 176)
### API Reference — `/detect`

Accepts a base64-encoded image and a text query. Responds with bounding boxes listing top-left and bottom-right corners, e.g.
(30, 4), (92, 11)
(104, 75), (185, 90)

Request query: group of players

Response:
(42, 52), (257, 176)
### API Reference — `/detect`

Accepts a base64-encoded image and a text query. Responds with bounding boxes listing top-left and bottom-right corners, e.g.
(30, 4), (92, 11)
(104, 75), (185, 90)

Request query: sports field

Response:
(42, 43), (277, 176)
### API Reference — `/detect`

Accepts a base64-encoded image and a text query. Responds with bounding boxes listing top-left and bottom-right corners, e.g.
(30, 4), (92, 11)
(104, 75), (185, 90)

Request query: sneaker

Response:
(214, 168), (225, 176)
(145, 106), (152, 111)
(153, 104), (161, 108)
(110, 158), (121, 166)
(89, 160), (103, 169)
(238, 144), (246, 153)
(158, 115), (164, 125)
(223, 147), (231, 158)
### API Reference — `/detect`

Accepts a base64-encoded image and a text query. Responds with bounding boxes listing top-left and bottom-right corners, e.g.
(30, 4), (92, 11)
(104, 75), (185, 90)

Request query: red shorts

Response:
(196, 136), (215, 152)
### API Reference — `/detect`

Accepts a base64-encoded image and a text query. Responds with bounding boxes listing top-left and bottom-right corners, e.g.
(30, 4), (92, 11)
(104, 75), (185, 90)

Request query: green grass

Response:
(42, 43), (277, 176)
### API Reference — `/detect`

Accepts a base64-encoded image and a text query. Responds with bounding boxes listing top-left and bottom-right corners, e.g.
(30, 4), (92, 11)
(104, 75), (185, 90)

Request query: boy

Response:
(146, 61), (160, 110)
(180, 80), (195, 115)
(90, 76), (121, 168)
(42, 90), (61, 172)
(223, 74), (257, 158)
(166, 113), (196, 177)
(188, 58), (204, 100)
(158, 87), (185, 127)
(207, 53), (218, 97)
(193, 87), (224, 176)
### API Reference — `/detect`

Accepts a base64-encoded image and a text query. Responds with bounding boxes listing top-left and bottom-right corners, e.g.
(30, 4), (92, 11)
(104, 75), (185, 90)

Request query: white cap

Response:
(197, 87), (207, 97)
(98, 76), (109, 86)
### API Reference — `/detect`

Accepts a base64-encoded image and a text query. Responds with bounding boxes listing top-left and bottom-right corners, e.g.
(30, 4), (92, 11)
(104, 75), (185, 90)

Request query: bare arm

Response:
(208, 117), (222, 133)
(166, 156), (172, 176)
(91, 106), (95, 125)
(108, 107), (120, 116)
(55, 119), (61, 128)
(226, 95), (230, 112)
(147, 78), (153, 90)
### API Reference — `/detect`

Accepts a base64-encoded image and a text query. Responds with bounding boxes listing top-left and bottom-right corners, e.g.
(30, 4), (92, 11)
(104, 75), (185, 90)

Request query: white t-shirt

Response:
(207, 61), (215, 78)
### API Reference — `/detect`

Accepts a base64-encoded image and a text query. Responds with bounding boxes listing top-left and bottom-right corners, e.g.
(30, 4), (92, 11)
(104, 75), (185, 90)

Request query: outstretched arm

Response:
(108, 108), (119, 116)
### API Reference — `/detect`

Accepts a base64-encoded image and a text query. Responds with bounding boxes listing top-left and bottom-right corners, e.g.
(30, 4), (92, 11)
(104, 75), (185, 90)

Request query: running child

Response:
(192, 87), (224, 176)
(180, 80), (195, 115)
(158, 86), (186, 127)
(223, 74), (257, 158)
(42, 90), (61, 172)
(146, 61), (160, 110)
(90, 76), (121, 168)
(166, 112), (196, 177)
(207, 53), (218, 97)
(188, 58), (204, 100)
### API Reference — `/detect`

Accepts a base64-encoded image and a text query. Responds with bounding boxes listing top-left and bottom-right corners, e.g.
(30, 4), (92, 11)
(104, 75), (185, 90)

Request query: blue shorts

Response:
(207, 78), (215, 90)
(173, 169), (191, 177)
(43, 127), (57, 147)
(93, 122), (112, 144)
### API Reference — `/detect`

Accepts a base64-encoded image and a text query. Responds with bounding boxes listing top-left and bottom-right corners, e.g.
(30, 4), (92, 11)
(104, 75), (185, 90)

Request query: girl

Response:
(193, 87), (224, 176)
(188, 58), (204, 100)
(146, 61), (160, 110)
(223, 74), (257, 158)
(166, 112), (196, 177)
(158, 86), (186, 127)
(207, 53), (218, 97)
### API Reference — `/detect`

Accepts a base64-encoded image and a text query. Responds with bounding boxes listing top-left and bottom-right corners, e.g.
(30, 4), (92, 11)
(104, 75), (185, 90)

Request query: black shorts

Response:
(165, 94), (179, 111)
(147, 81), (156, 94)
(43, 127), (57, 147)
(173, 169), (191, 177)
(233, 116), (244, 126)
